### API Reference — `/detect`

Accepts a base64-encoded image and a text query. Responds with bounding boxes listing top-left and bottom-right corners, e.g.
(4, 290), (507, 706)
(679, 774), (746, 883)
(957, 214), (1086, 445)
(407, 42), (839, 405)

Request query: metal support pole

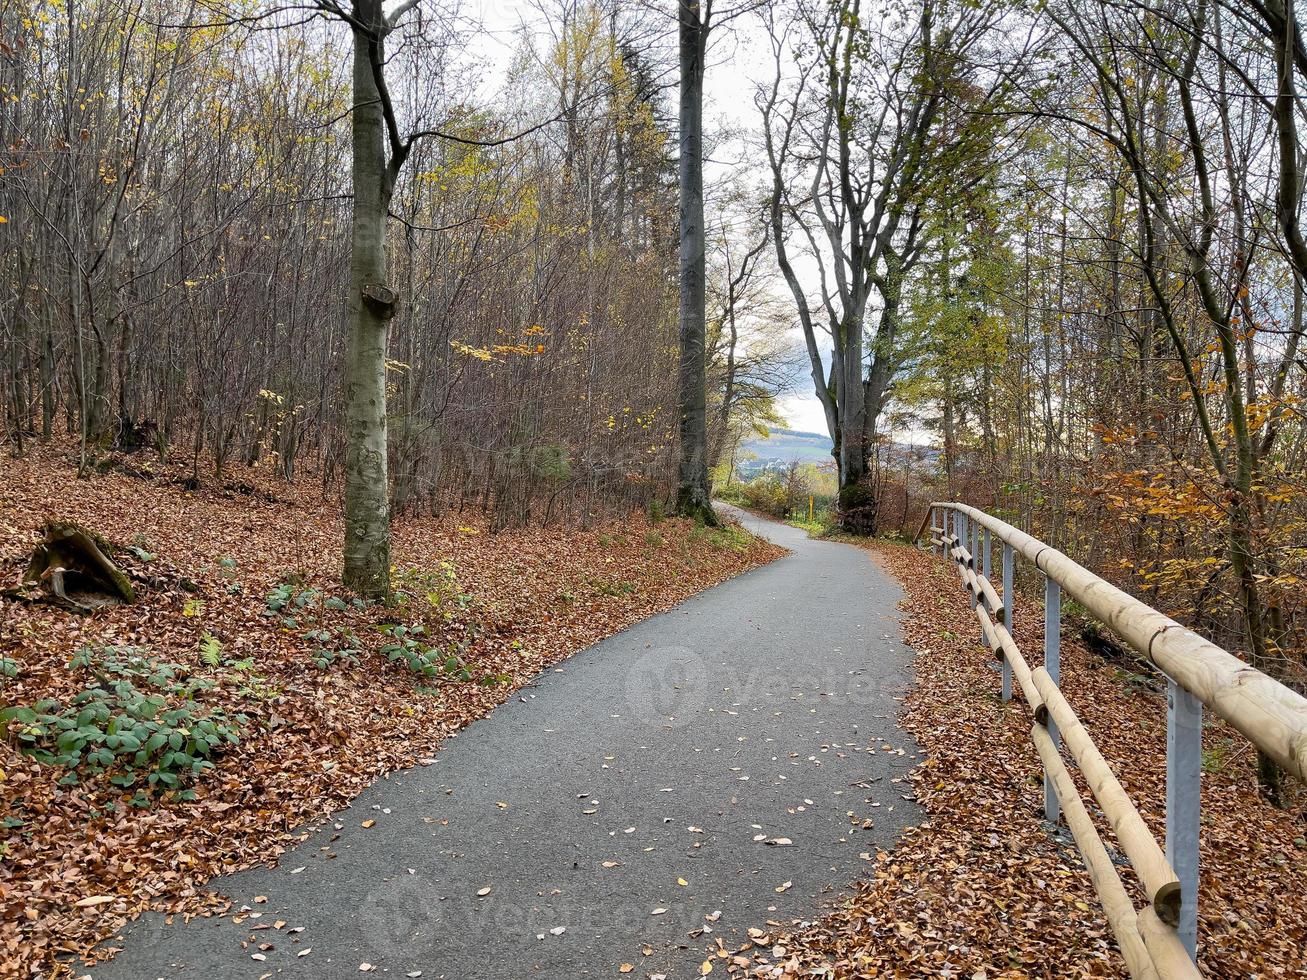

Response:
(979, 527), (991, 646)
(1001, 543), (1013, 702)
(1166, 679), (1202, 960)
(1043, 577), (1061, 823)
(966, 513), (977, 609)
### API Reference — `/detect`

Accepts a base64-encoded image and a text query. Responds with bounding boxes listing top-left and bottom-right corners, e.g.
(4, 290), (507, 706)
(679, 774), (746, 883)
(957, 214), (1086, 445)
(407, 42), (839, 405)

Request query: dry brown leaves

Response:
(728, 540), (1307, 979)
(0, 443), (783, 979)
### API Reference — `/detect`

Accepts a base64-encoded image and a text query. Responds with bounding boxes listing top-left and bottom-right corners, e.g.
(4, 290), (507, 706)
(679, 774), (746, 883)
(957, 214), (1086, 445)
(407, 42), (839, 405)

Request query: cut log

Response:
(20, 521), (136, 612)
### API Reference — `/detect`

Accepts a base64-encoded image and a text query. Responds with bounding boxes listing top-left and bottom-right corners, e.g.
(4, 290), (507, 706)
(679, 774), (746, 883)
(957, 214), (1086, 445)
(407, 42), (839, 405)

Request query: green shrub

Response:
(305, 627), (362, 670)
(378, 624), (471, 680)
(266, 581), (361, 627)
(0, 646), (245, 797)
(727, 475), (790, 517)
(391, 562), (469, 619)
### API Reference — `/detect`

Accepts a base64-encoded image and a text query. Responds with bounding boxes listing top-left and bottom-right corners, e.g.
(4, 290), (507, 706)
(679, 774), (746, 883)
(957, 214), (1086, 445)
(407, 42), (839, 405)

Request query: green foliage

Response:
(0, 656), (19, 680)
(529, 443), (572, 483)
(198, 632), (223, 668)
(717, 474), (812, 519)
(707, 524), (753, 552)
(391, 562), (469, 619)
(265, 582), (314, 622)
(0, 646), (245, 795)
(378, 624), (471, 680)
(305, 627), (362, 670)
(265, 581), (361, 629)
(1202, 739), (1236, 775)
(643, 529), (665, 549)
(592, 578), (638, 596)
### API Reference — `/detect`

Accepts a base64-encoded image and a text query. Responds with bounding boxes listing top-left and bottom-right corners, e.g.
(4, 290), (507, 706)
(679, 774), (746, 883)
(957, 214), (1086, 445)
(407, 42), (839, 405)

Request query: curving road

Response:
(90, 508), (922, 979)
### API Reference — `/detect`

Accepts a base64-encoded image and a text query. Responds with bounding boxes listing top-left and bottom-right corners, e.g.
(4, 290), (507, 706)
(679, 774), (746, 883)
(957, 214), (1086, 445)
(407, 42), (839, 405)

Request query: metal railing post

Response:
(1001, 542), (1013, 702)
(1166, 679), (1202, 959)
(1043, 576), (1061, 823)
(980, 527), (992, 648)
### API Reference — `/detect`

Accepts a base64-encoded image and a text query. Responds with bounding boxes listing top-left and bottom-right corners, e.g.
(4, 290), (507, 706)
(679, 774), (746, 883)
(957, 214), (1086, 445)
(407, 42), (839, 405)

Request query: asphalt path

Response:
(90, 507), (922, 980)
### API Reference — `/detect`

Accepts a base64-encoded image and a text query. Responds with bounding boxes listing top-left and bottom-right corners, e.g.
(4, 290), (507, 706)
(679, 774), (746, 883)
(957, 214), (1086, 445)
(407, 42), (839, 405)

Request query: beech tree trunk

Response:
(342, 1), (393, 598)
(674, 0), (716, 525)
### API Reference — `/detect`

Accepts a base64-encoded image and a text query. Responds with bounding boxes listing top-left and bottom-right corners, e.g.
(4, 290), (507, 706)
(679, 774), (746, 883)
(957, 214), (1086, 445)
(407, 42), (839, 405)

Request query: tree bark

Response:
(342, 0), (394, 598)
(674, 0), (716, 525)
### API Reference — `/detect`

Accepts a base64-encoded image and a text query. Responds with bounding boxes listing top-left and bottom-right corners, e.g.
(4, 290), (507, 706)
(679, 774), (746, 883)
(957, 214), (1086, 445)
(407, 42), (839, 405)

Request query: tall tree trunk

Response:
(342, 1), (394, 598)
(674, 0), (716, 525)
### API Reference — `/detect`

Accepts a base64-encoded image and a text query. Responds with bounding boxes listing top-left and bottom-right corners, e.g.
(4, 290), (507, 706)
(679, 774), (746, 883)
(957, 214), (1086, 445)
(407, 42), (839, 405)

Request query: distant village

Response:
(734, 428), (937, 479)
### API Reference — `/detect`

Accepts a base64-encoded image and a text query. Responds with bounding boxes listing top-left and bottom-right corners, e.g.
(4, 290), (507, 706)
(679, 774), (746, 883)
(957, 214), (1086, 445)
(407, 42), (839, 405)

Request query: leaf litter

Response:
(0, 444), (783, 977)
(725, 539), (1306, 978)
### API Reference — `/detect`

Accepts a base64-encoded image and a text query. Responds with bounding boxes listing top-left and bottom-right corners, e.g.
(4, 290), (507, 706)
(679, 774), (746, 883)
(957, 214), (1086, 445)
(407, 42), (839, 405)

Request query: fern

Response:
(198, 633), (222, 668)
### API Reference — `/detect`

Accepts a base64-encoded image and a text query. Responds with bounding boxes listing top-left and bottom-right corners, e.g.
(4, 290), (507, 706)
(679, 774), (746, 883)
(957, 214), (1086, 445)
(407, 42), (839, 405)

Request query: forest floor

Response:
(0, 443), (783, 979)
(725, 538), (1307, 979)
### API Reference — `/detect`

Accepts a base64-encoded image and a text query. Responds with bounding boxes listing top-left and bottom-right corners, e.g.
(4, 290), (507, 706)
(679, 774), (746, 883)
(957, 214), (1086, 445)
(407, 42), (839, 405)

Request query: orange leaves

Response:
(0, 441), (782, 979)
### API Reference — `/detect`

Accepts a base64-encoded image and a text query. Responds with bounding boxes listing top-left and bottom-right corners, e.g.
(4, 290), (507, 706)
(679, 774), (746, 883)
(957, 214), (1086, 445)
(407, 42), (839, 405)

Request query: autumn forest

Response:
(3, 0), (1307, 976)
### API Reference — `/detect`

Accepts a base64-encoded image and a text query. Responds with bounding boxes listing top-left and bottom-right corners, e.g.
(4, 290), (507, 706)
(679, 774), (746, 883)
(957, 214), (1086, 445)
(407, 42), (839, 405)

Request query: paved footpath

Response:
(91, 509), (922, 980)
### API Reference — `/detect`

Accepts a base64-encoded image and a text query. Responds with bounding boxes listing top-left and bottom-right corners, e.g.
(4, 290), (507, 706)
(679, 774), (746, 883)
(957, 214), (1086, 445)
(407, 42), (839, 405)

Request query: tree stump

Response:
(20, 521), (136, 612)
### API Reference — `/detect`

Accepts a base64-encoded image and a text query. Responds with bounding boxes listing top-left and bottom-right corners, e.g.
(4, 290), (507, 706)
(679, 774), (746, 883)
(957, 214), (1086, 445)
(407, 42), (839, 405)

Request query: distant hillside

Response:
(738, 428), (834, 465)
(736, 427), (938, 477)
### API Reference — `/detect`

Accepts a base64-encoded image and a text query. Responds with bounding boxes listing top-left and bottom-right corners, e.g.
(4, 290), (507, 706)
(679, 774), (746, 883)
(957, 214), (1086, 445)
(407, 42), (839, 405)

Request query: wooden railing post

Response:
(1166, 679), (1202, 959)
(1001, 542), (1013, 703)
(1044, 576), (1061, 823)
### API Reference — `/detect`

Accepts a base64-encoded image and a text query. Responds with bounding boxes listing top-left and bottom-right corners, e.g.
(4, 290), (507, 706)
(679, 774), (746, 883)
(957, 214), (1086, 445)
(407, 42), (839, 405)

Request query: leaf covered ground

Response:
(725, 539), (1307, 979)
(0, 444), (784, 979)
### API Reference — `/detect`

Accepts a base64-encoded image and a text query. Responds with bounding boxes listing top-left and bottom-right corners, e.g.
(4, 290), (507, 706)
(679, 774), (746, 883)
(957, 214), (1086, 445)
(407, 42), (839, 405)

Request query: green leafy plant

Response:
(198, 633), (223, 668)
(1, 646), (245, 795)
(391, 563), (470, 619)
(378, 624), (471, 680)
(305, 627), (362, 670)
(592, 578), (637, 597)
(265, 581), (359, 628)
(1, 656), (19, 679)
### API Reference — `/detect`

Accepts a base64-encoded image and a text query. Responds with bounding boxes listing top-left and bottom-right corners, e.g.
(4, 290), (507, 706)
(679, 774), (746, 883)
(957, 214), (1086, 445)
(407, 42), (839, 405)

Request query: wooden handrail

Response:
(929, 502), (1307, 782)
(919, 501), (1307, 977)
